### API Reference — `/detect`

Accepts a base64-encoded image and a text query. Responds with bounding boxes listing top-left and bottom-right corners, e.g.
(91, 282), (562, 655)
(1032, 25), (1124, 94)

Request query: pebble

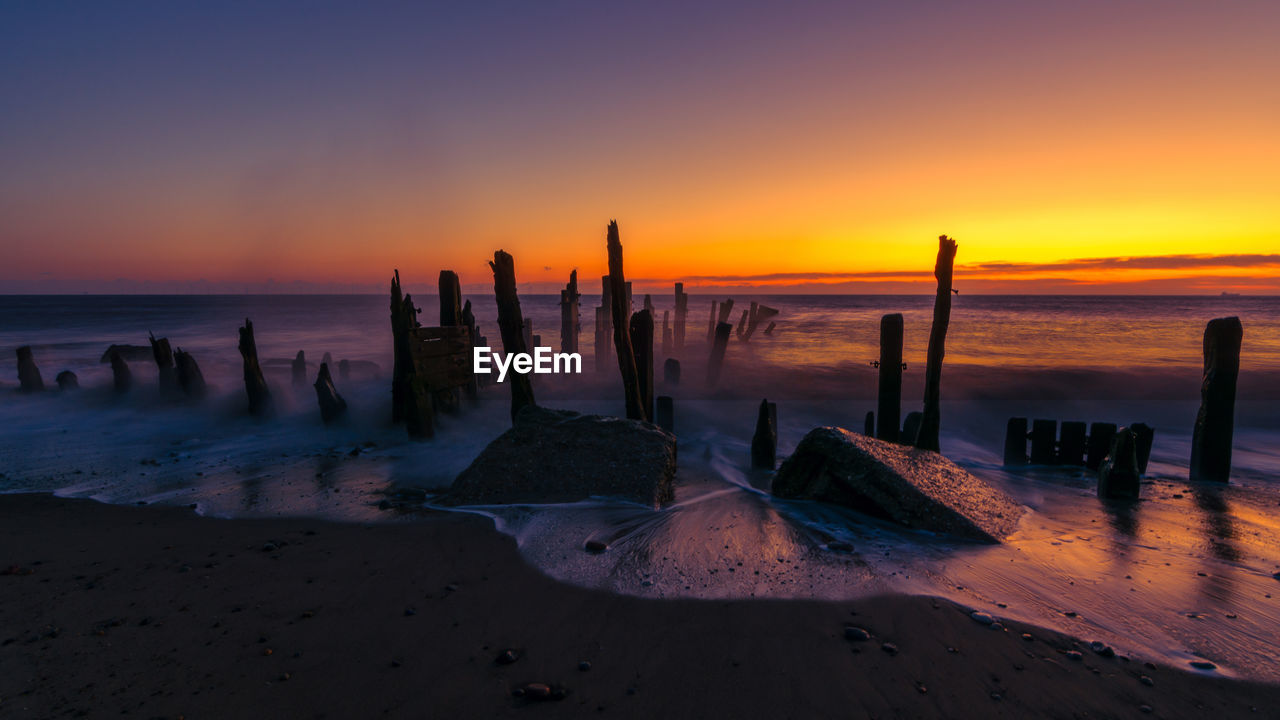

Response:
(584, 540), (608, 553)
(261, 542), (278, 552)
(1021, 633), (1034, 642)
(523, 683), (552, 700)
(881, 642), (899, 655)
(843, 626), (871, 641)
(989, 623), (1004, 631)
(495, 649), (520, 665)
(578, 661), (591, 672)
(970, 611), (996, 626)
(1140, 675), (1154, 686)
(1140, 705), (1153, 714)
(1090, 641), (1116, 658)
(1190, 660), (1217, 671)
(1065, 650), (1083, 661)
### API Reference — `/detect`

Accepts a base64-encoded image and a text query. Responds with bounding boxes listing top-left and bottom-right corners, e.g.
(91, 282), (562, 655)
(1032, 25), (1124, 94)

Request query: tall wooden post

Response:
(876, 313), (903, 443)
(631, 309), (655, 422)
(390, 270), (416, 424)
(490, 250), (536, 422)
(291, 350), (307, 388)
(439, 270), (463, 327)
(1190, 316), (1243, 483)
(174, 348), (207, 400)
(560, 269), (580, 355)
(461, 299), (479, 401)
(16, 346), (44, 392)
(916, 235), (957, 452)
(707, 301), (719, 342)
(595, 276), (613, 372)
(674, 282), (688, 351)
(150, 333), (178, 395)
(238, 318), (272, 416)
(661, 310), (672, 356)
(751, 399), (778, 470)
(707, 321), (732, 387)
(607, 221), (647, 421)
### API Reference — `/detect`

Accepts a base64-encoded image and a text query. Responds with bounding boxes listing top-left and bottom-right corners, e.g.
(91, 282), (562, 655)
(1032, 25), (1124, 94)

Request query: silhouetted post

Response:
(56, 371), (78, 390)
(916, 234), (957, 452)
(901, 411), (922, 446)
(1030, 419), (1057, 464)
(1003, 417), (1028, 466)
(707, 301), (719, 342)
(490, 250), (536, 422)
(656, 395), (674, 433)
(630, 309), (655, 422)
(605, 222), (647, 421)
(1132, 422), (1155, 475)
(673, 282), (688, 351)
(1098, 427), (1141, 499)
(175, 348), (206, 400)
(560, 270), (580, 355)
(743, 303), (778, 341)
(150, 333), (178, 396)
(439, 270), (463, 327)
(707, 321), (732, 386)
(663, 357), (681, 386)
(876, 313), (903, 443)
(390, 270), (418, 424)
(291, 350), (307, 388)
(1059, 421), (1087, 465)
(16, 346), (44, 393)
(717, 299), (735, 326)
(596, 275), (613, 371)
(863, 411), (875, 436)
(1190, 316), (1243, 483)
(522, 319), (534, 352)
(751, 399), (777, 470)
(661, 310), (672, 356)
(764, 321), (776, 336)
(314, 362), (348, 424)
(461, 299), (480, 401)
(238, 318), (271, 416)
(110, 350), (132, 394)
(735, 308), (749, 340)
(1086, 422), (1117, 470)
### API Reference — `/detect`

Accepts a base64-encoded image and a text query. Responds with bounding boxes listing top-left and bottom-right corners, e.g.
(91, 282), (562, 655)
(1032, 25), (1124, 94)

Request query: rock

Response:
(55, 370), (79, 390)
(881, 642), (899, 655)
(772, 428), (1024, 542)
(844, 626), (871, 641)
(495, 649), (519, 665)
(578, 661), (591, 672)
(519, 683), (565, 701)
(970, 611), (996, 626)
(1140, 675), (1154, 686)
(444, 407), (677, 508)
(1065, 650), (1083, 661)
(584, 540), (609, 554)
(1090, 641), (1116, 657)
(1098, 427), (1141, 499)
(1190, 660), (1216, 670)
(1021, 633), (1033, 642)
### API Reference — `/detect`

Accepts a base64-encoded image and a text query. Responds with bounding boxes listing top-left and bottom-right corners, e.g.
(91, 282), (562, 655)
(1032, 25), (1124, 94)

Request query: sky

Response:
(2, 0), (1278, 294)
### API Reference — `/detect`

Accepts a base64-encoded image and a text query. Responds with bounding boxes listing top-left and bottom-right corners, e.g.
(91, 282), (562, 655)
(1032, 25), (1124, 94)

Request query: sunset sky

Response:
(2, 1), (1277, 294)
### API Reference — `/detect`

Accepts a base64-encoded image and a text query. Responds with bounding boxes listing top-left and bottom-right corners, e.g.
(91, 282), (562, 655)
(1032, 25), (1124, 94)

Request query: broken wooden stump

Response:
(490, 250), (537, 422)
(630, 309), (655, 422)
(606, 221), (646, 422)
(916, 234), (957, 453)
(1190, 316), (1242, 483)
(1003, 417), (1028, 466)
(1058, 421), (1087, 466)
(661, 310), (672, 356)
(313, 362), (348, 424)
(560, 270), (580, 355)
(663, 357), (681, 386)
(876, 313), (903, 443)
(744, 303), (778, 341)
(238, 318), (272, 416)
(707, 321), (732, 387)
(56, 370), (78, 390)
(149, 334), (179, 396)
(673, 282), (688, 351)
(707, 301), (719, 343)
(291, 350), (307, 388)
(1132, 422), (1155, 475)
(595, 275), (613, 372)
(656, 395), (674, 434)
(99, 345), (151, 363)
(109, 350), (132, 394)
(901, 411), (922, 447)
(751, 399), (778, 470)
(16, 346), (44, 393)
(735, 308), (749, 340)
(390, 269), (421, 425)
(1086, 422), (1117, 470)
(1098, 427), (1141, 500)
(439, 270), (463, 326)
(1029, 419), (1056, 464)
(717, 298), (735, 326)
(461, 300), (481, 400)
(174, 348), (206, 400)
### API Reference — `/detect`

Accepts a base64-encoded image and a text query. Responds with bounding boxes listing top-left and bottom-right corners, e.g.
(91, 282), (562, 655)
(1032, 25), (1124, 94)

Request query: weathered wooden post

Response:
(462, 300), (481, 400)
(596, 275), (613, 371)
(110, 350), (132, 394)
(1098, 427), (1141, 499)
(490, 250), (537, 422)
(764, 321), (777, 335)
(16, 346), (44, 392)
(863, 411), (874, 436)
(390, 270), (417, 424)
(735, 308), (749, 340)
(656, 395), (674, 433)
(916, 235), (956, 452)
(522, 319), (534, 352)
(707, 301), (719, 343)
(238, 318), (272, 416)
(56, 370), (79, 390)
(1003, 417), (1028, 466)
(1086, 423), (1117, 470)
(876, 313), (903, 443)
(901, 411), (922, 446)
(174, 348), (206, 400)
(1059, 421), (1087, 465)
(661, 310), (672, 356)
(630, 309), (655, 422)
(1030, 419), (1057, 464)
(673, 282), (688, 351)
(717, 298), (736, 327)
(150, 334), (178, 395)
(743, 303), (778, 341)
(291, 350), (307, 388)
(707, 321), (732, 387)
(1190, 317), (1242, 483)
(560, 270), (580, 355)
(663, 357), (681, 385)
(751, 399), (777, 470)
(607, 221), (647, 421)
(439, 270), (463, 327)
(1132, 423), (1155, 475)
(314, 362), (347, 424)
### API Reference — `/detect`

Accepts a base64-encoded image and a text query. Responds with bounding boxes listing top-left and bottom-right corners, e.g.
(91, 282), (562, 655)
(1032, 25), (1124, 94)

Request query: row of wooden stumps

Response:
(237, 318), (348, 423)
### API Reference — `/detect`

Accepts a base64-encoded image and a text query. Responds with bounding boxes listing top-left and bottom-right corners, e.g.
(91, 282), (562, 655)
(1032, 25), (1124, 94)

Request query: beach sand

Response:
(2, 493), (1277, 719)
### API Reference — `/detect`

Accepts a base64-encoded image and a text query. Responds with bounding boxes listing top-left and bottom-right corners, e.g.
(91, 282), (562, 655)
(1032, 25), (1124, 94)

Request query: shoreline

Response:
(3, 493), (1278, 718)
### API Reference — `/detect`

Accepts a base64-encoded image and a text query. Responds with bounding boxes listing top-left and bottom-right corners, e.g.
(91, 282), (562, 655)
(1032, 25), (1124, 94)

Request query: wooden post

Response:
(461, 300), (480, 401)
(674, 282), (687, 351)
(1059, 421), (1087, 465)
(150, 333), (178, 395)
(707, 321), (732, 387)
(656, 395), (674, 433)
(735, 309), (749, 340)
(916, 234), (957, 452)
(522, 319), (534, 352)
(314, 362), (348, 424)
(876, 313), (903, 443)
(16, 346), (44, 393)
(751, 399), (777, 470)
(765, 321), (777, 335)
(439, 270), (463, 327)
(901, 411), (922, 446)
(606, 221), (647, 421)
(1132, 422), (1155, 475)
(110, 350), (132, 394)
(174, 347), (207, 400)
(560, 269), (580, 355)
(1086, 422), (1117, 470)
(596, 275), (613, 371)
(390, 270), (417, 424)
(630, 309), (655, 422)
(490, 250), (536, 422)
(1190, 317), (1243, 483)
(1098, 427), (1141, 499)
(863, 411), (874, 436)
(1030, 419), (1057, 464)
(1003, 417), (1027, 466)
(661, 310), (672, 356)
(707, 301), (719, 342)
(238, 318), (272, 416)
(663, 357), (681, 385)
(56, 371), (78, 390)
(744, 304), (778, 341)
(717, 298), (735, 326)
(291, 350), (307, 388)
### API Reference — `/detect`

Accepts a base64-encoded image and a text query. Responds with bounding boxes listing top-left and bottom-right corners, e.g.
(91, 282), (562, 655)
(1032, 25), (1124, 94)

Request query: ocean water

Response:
(2, 292), (1280, 679)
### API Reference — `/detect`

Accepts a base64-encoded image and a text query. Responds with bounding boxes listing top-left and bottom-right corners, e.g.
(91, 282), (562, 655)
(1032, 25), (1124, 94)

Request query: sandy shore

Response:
(2, 494), (1277, 719)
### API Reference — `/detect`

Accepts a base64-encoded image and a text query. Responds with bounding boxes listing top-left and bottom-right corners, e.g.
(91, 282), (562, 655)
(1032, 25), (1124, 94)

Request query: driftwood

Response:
(291, 350), (307, 388)
(630, 309), (655, 422)
(656, 395), (674, 433)
(673, 282), (687, 351)
(16, 346), (44, 392)
(1098, 427), (1141, 499)
(174, 348), (207, 400)
(751, 399), (778, 470)
(56, 370), (78, 390)
(707, 321), (732, 387)
(238, 318), (272, 416)
(314, 362), (348, 424)
(916, 235), (957, 452)
(109, 350), (132, 394)
(490, 250), (536, 422)
(606, 221), (646, 421)
(149, 334), (178, 396)
(876, 313), (903, 443)
(1190, 317), (1242, 483)
(663, 357), (681, 386)
(560, 270), (580, 355)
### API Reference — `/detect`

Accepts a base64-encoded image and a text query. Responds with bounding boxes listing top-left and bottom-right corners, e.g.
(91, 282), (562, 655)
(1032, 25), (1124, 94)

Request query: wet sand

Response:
(3, 493), (1278, 719)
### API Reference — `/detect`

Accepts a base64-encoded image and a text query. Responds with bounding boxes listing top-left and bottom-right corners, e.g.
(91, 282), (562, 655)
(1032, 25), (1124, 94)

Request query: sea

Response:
(2, 293), (1279, 679)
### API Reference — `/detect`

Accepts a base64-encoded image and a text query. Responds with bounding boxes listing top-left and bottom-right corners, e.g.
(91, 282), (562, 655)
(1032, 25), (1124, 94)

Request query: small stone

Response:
(495, 649), (520, 665)
(844, 626), (871, 641)
(970, 611), (995, 626)
(1140, 675), (1154, 686)
(1190, 660), (1217, 670)
(989, 622), (1004, 631)
(827, 541), (854, 552)
(881, 642), (898, 655)
(524, 683), (551, 699)
(990, 692), (1002, 701)
(1021, 633), (1034, 642)
(263, 648), (273, 656)
(584, 540), (608, 554)
(1090, 641), (1115, 658)
(1140, 705), (1153, 714)
(578, 661), (591, 672)
(261, 542), (278, 552)
(1065, 650), (1083, 661)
